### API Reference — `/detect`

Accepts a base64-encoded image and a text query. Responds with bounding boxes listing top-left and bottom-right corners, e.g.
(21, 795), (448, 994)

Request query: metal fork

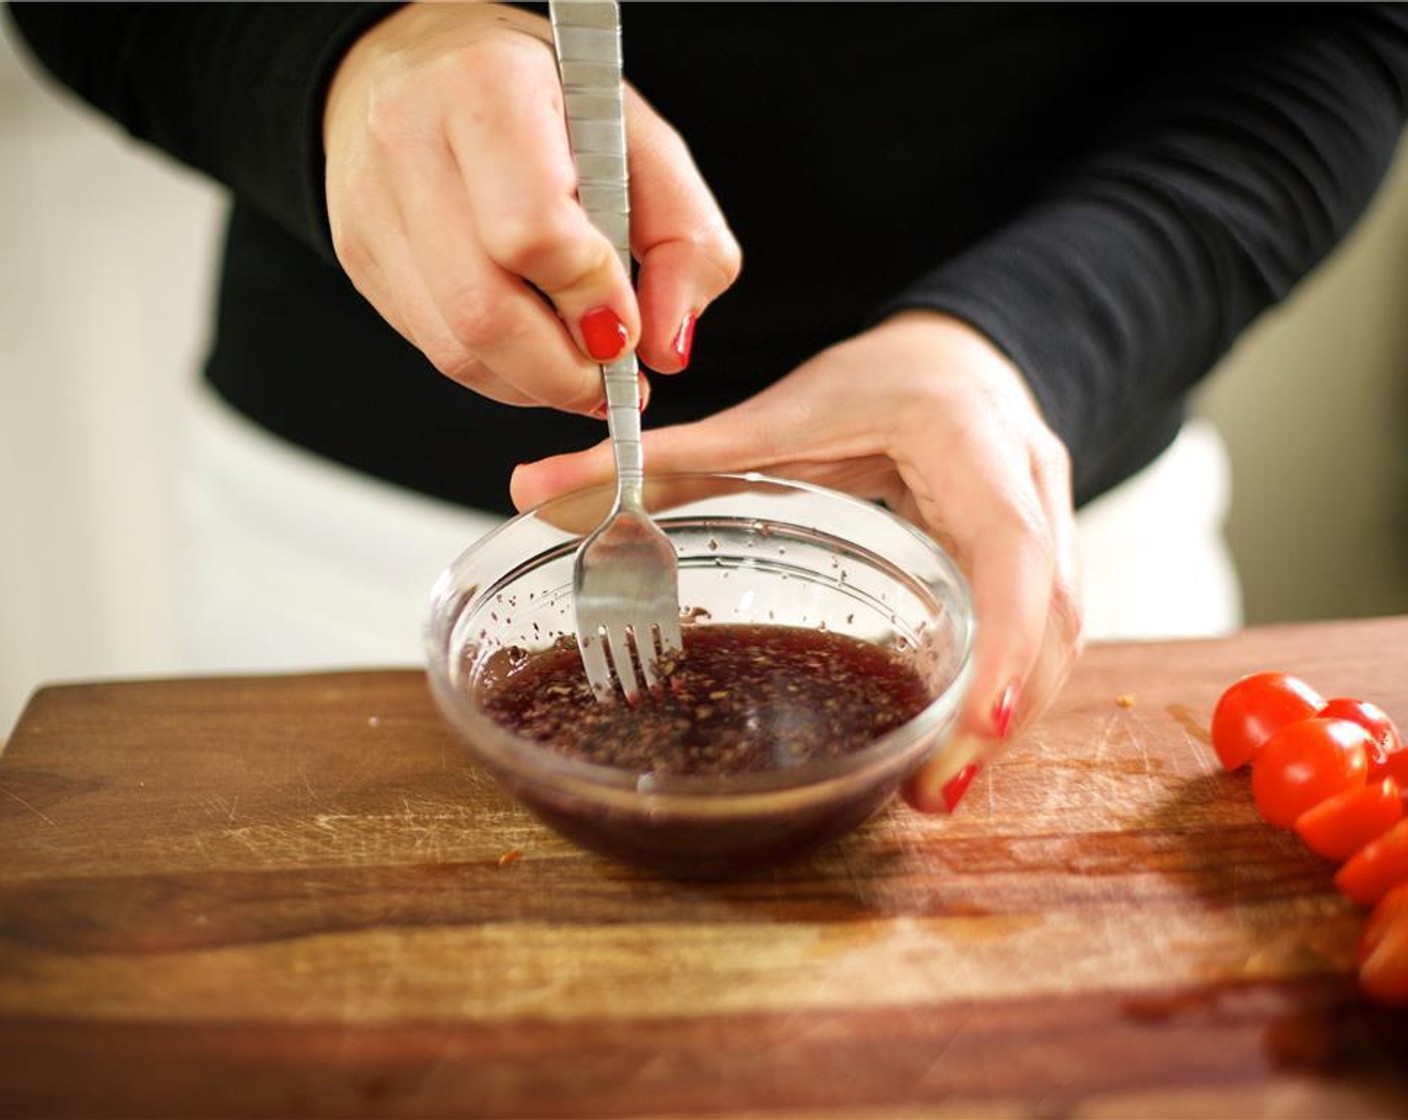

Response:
(551, 0), (682, 703)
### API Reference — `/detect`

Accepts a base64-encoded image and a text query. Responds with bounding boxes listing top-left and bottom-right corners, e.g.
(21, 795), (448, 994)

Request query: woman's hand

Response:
(323, 2), (740, 414)
(510, 311), (1085, 812)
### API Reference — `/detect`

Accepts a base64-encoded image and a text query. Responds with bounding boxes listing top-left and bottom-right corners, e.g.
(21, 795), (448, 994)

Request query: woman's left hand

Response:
(511, 310), (1085, 813)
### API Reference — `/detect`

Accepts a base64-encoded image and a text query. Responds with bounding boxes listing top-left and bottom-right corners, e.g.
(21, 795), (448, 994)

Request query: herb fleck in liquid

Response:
(479, 623), (931, 775)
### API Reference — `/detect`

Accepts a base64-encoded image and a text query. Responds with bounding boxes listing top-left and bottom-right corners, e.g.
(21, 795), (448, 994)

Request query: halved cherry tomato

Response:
(1357, 882), (1408, 1005)
(1250, 717), (1370, 829)
(1211, 671), (1325, 771)
(1317, 697), (1405, 779)
(1335, 817), (1408, 906)
(1293, 777), (1404, 862)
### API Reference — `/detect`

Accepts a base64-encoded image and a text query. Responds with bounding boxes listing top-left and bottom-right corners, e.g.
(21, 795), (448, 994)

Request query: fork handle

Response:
(601, 354), (644, 506)
(550, 1), (644, 508)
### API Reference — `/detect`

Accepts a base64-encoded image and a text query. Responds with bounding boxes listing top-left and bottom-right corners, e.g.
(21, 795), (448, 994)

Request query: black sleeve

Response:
(5, 1), (399, 259)
(876, 3), (1408, 503)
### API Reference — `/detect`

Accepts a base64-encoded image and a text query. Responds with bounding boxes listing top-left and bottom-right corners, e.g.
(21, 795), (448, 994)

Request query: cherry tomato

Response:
(1335, 817), (1408, 906)
(1250, 717), (1370, 829)
(1317, 697), (1404, 779)
(1293, 777), (1404, 862)
(1383, 752), (1408, 788)
(1357, 882), (1408, 1005)
(1211, 671), (1324, 771)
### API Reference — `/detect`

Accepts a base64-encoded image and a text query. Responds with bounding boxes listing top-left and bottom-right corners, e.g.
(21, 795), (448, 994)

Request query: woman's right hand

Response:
(323, 2), (740, 414)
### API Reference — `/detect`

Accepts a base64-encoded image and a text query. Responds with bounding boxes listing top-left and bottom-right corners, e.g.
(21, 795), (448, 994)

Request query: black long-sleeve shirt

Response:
(9, 3), (1408, 512)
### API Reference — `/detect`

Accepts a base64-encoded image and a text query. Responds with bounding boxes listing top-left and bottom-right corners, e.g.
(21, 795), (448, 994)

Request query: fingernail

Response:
(904, 733), (988, 815)
(590, 401), (609, 421)
(992, 682), (1019, 739)
(941, 763), (982, 813)
(671, 313), (697, 368)
(581, 307), (628, 361)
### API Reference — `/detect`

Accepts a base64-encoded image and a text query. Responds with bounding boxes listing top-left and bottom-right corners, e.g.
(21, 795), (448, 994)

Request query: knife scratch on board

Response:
(903, 1003), (978, 1097)
(1123, 714), (1158, 789)
(201, 793), (240, 824)
(298, 760), (318, 803)
(1100, 709), (1158, 790)
(0, 782), (55, 826)
(1165, 702), (1215, 750)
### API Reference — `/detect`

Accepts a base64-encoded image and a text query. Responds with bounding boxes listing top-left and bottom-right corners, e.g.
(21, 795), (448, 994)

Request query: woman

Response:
(9, 2), (1408, 809)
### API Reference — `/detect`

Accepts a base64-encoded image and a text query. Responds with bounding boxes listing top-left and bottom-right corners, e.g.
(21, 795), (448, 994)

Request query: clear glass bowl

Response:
(425, 473), (975, 877)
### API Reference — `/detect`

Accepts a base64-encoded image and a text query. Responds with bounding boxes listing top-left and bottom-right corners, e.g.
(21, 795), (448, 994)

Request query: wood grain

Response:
(2, 617), (1407, 1117)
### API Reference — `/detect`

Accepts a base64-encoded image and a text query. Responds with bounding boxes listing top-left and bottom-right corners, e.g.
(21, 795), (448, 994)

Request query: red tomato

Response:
(1357, 882), (1408, 1005)
(1317, 697), (1404, 778)
(1383, 752), (1408, 788)
(1210, 672), (1325, 771)
(1335, 817), (1408, 906)
(1250, 717), (1370, 829)
(1293, 777), (1404, 862)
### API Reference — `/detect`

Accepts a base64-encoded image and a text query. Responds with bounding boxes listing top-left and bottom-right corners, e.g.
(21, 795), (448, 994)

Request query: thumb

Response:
(510, 438), (616, 511)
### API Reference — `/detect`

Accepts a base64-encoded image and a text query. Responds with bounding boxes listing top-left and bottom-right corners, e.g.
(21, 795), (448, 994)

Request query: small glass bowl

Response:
(425, 473), (975, 877)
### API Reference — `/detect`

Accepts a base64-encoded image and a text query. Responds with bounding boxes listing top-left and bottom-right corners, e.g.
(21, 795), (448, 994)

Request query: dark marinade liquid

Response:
(477, 623), (932, 776)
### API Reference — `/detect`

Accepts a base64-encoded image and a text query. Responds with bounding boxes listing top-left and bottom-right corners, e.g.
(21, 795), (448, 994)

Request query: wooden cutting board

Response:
(2, 617), (1407, 1117)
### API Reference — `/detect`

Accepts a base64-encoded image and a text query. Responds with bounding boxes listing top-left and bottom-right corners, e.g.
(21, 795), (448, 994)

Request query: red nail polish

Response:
(590, 401), (609, 421)
(581, 307), (627, 361)
(671, 313), (697, 368)
(992, 683), (1018, 739)
(941, 763), (981, 813)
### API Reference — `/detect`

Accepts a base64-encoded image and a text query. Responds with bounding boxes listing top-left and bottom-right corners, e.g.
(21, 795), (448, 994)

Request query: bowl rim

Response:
(425, 470), (976, 808)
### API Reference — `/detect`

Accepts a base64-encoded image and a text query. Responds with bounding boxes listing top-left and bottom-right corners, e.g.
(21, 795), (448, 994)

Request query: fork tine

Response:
(634, 622), (660, 692)
(606, 628), (642, 703)
(663, 616), (684, 657)
(654, 610), (683, 659)
(578, 632), (615, 703)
